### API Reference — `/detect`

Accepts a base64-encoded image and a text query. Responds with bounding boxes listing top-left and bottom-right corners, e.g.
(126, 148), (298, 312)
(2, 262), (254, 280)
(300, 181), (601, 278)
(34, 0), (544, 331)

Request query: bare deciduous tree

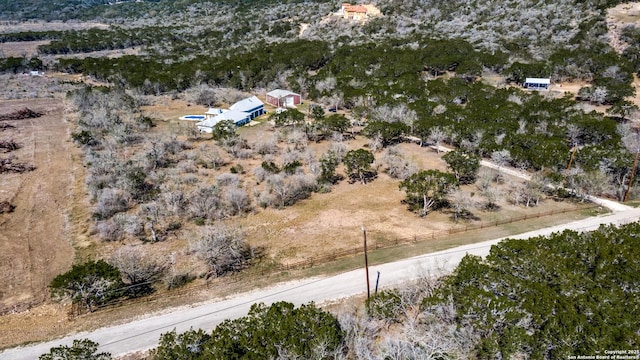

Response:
(382, 146), (417, 180)
(427, 126), (446, 153)
(159, 189), (187, 217)
(490, 149), (511, 170)
(618, 123), (640, 201)
(199, 147), (226, 169)
(224, 186), (252, 215)
(330, 141), (348, 162)
(368, 133), (384, 153)
(94, 188), (132, 220)
(254, 135), (279, 155)
(479, 186), (501, 211)
(188, 186), (222, 220)
(507, 178), (543, 207)
(448, 190), (474, 222)
(267, 173), (317, 207)
(193, 84), (217, 107)
(189, 224), (253, 277)
(110, 246), (167, 289)
(286, 129), (308, 150)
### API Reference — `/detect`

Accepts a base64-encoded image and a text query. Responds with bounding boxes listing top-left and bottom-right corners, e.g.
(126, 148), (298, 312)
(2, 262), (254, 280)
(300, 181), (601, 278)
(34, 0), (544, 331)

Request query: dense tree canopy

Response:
(442, 149), (481, 184)
(343, 148), (376, 184)
(153, 302), (344, 359)
(39, 339), (111, 360)
(430, 222), (640, 358)
(49, 260), (123, 312)
(399, 170), (458, 216)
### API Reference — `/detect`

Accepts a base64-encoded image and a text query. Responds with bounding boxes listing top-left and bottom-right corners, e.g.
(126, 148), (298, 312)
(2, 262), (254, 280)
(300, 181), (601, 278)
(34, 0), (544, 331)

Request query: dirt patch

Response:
(52, 47), (143, 60)
(0, 40), (50, 58)
(141, 97), (208, 123)
(0, 21), (109, 34)
(0, 98), (79, 312)
(606, 2), (640, 53)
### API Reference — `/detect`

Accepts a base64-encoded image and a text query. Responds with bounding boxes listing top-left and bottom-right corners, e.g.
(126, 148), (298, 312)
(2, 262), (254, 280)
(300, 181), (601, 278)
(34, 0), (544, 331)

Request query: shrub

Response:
(93, 188), (132, 220)
(265, 173), (317, 207)
(39, 339), (111, 360)
(189, 224), (253, 278)
(110, 246), (166, 297)
(71, 130), (97, 146)
(215, 173), (241, 187)
(154, 302), (344, 359)
(49, 260), (123, 312)
(188, 186), (222, 220)
(366, 289), (403, 323)
(253, 136), (279, 155)
(382, 146), (417, 180)
(164, 270), (196, 290)
(223, 187), (251, 215)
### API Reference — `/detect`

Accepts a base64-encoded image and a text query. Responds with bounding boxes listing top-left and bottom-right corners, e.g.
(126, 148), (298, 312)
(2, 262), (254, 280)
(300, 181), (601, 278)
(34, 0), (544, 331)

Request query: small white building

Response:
(523, 78), (550, 90)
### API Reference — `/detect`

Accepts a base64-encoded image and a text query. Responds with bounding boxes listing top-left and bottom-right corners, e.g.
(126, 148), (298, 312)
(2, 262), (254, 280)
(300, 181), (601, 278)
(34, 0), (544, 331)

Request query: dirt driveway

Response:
(0, 98), (79, 311)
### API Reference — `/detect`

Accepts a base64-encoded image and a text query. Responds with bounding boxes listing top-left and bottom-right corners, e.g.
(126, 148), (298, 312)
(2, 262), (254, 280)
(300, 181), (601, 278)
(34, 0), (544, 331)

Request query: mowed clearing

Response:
(0, 98), (81, 312)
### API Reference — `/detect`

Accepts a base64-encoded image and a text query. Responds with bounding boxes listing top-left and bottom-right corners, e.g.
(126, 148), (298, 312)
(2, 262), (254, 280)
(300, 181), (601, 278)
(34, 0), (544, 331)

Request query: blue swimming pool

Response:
(180, 115), (205, 121)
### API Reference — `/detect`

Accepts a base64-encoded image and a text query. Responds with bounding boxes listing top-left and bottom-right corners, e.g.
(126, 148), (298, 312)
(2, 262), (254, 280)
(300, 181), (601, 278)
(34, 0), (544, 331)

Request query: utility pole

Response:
(362, 227), (370, 299)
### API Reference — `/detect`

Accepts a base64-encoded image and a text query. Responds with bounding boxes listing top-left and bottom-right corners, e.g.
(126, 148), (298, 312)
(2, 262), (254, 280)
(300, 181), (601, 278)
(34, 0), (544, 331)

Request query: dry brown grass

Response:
(0, 91), (599, 351)
(0, 201), (599, 351)
(122, 96), (596, 271)
(0, 40), (50, 58)
(607, 2), (640, 53)
(0, 98), (78, 310)
(0, 21), (109, 34)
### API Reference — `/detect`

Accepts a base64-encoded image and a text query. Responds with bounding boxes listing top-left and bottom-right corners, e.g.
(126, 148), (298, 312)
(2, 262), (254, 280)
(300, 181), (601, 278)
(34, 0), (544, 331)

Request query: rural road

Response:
(2, 199), (640, 359)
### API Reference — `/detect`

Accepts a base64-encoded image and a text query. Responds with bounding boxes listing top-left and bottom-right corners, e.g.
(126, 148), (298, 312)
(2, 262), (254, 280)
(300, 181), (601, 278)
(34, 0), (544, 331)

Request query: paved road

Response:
(3, 202), (640, 359)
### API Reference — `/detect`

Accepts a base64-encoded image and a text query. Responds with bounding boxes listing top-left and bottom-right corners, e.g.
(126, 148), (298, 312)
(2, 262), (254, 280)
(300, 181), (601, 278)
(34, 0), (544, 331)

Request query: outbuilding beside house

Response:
(523, 78), (550, 90)
(265, 89), (302, 108)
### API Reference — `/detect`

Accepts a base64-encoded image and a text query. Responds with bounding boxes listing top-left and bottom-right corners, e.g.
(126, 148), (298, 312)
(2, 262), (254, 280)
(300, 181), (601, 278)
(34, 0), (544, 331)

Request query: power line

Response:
(97, 275), (329, 349)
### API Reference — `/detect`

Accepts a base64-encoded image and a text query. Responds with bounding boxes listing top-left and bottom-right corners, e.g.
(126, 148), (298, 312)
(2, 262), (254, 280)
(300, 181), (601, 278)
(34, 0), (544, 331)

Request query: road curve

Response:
(2, 204), (639, 359)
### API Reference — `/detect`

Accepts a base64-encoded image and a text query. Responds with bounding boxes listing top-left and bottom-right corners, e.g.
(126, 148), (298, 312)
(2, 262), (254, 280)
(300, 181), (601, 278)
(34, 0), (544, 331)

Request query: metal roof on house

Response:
(344, 4), (367, 13)
(524, 78), (550, 84)
(197, 109), (250, 128)
(230, 96), (264, 113)
(205, 107), (226, 115)
(266, 89), (300, 98)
